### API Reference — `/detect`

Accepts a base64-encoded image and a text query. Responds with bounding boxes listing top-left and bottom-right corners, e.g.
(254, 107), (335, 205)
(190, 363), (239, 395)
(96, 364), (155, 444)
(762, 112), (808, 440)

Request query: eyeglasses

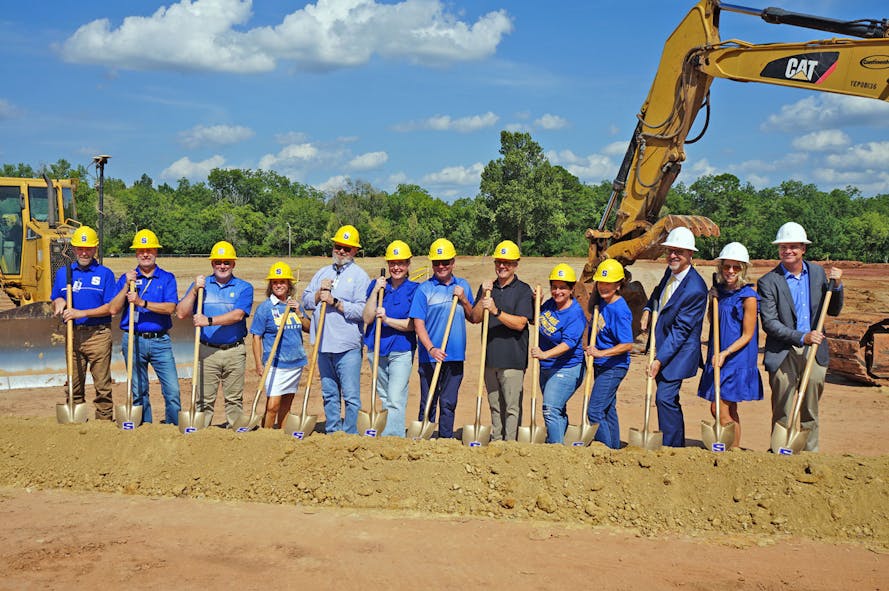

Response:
(666, 248), (689, 257)
(432, 259), (454, 267)
(494, 260), (517, 267)
(722, 263), (743, 272)
(388, 260), (409, 267)
(550, 284), (573, 291)
(212, 260), (234, 267)
(333, 244), (353, 253)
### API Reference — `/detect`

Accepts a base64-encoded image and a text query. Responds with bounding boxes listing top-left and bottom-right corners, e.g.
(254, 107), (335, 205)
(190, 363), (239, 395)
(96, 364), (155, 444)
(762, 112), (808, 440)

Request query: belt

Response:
(201, 339), (244, 350)
(136, 331), (168, 339)
(75, 323), (110, 331)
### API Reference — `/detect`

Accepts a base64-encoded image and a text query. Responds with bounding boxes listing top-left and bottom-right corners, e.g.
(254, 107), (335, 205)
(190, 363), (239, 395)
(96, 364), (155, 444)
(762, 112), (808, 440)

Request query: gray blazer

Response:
(757, 261), (843, 373)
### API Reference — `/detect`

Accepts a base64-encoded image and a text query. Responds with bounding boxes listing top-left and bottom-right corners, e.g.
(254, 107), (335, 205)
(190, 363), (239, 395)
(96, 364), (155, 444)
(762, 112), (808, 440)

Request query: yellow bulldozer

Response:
(576, 1), (889, 385)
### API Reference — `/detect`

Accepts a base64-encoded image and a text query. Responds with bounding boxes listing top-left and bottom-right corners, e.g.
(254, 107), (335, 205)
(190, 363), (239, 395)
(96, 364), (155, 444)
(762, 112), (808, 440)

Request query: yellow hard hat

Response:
(332, 224), (361, 248)
(71, 226), (99, 247)
(493, 240), (520, 261)
(130, 229), (162, 249)
(385, 240), (413, 261)
(594, 259), (625, 283)
(208, 240), (238, 260)
(549, 263), (577, 283)
(266, 261), (295, 281)
(429, 238), (457, 261)
(2, 214), (15, 227)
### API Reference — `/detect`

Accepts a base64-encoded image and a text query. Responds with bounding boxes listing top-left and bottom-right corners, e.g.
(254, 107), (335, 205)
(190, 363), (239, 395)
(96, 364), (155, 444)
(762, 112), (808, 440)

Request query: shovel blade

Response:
(628, 427), (663, 451)
(564, 423), (599, 448)
(770, 422), (809, 455)
(56, 402), (90, 424)
(283, 413), (317, 440)
(461, 424), (491, 447)
(177, 410), (209, 434)
(231, 411), (262, 433)
(517, 424), (547, 444)
(701, 420), (736, 452)
(407, 419), (436, 440)
(357, 409), (388, 437)
(114, 404), (144, 430)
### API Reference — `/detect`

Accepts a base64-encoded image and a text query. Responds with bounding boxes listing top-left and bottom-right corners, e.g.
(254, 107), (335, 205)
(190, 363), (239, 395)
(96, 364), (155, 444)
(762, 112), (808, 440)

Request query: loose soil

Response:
(1, 256), (888, 589)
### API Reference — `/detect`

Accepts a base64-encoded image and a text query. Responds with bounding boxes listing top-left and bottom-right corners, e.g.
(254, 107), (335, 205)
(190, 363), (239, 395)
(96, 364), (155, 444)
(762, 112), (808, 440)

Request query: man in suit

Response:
(758, 222), (843, 452)
(641, 226), (708, 447)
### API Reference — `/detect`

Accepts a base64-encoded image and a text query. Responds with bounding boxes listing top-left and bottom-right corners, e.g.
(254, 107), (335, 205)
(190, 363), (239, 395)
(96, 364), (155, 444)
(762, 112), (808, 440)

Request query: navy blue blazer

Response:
(645, 266), (708, 381)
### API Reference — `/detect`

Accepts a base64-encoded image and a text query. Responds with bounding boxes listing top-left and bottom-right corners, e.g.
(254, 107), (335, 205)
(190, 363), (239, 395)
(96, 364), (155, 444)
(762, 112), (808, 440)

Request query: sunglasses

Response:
(432, 259), (453, 267)
(213, 260), (234, 266)
(722, 263), (743, 272)
(333, 244), (353, 252)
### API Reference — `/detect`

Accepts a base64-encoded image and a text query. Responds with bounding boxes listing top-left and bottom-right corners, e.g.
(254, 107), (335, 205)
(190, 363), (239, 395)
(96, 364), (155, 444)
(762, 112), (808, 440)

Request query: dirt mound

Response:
(2, 416), (887, 549)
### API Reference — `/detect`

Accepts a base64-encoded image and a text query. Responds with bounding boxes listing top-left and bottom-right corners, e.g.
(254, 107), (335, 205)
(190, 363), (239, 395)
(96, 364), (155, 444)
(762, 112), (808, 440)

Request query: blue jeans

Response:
(120, 332), (181, 425)
(417, 361), (463, 438)
(588, 364), (627, 449)
(318, 348), (362, 434)
(655, 376), (685, 447)
(540, 363), (584, 444)
(369, 349), (414, 437)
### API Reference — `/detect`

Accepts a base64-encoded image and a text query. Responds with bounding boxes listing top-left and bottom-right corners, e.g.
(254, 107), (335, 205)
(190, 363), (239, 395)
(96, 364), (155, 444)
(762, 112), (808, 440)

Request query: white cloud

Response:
(686, 158), (718, 178)
(548, 149), (612, 181)
(0, 99), (20, 119)
(762, 94), (889, 133)
(825, 141), (889, 169)
(394, 111), (498, 133)
(812, 168), (889, 194)
(161, 155), (226, 180)
(258, 142), (320, 170)
(348, 151), (388, 170)
(274, 131), (308, 144)
(179, 124), (254, 148)
(421, 162), (484, 186)
(61, 0), (513, 73)
(534, 113), (567, 130)
(317, 175), (349, 193)
(791, 129), (850, 152)
(387, 172), (409, 186)
(602, 141), (628, 157)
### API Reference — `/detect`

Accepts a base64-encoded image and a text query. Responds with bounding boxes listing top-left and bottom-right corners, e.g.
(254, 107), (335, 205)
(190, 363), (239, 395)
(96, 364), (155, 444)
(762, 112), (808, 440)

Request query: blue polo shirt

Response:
(115, 266), (178, 332)
(250, 297), (307, 369)
(364, 278), (419, 355)
(183, 275), (253, 345)
(409, 275), (474, 364)
(51, 260), (116, 326)
(538, 298), (586, 370)
(593, 297), (633, 370)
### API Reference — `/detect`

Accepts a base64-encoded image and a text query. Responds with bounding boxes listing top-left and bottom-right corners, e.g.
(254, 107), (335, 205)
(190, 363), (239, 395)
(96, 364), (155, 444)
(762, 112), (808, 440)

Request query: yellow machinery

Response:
(578, 1), (888, 383)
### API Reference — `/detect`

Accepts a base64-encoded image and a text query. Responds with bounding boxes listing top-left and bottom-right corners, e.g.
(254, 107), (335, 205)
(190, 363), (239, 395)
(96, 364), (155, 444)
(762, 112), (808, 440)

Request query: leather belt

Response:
(75, 323), (110, 331)
(136, 331), (168, 339)
(201, 339), (244, 350)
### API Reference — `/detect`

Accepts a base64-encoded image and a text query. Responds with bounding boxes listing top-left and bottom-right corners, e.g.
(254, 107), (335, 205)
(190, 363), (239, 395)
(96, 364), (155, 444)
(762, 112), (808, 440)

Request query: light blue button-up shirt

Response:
(781, 262), (810, 345)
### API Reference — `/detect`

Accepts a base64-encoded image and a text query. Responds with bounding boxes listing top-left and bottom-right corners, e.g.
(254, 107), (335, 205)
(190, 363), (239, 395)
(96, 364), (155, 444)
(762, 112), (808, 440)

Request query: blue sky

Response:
(2, 0), (888, 201)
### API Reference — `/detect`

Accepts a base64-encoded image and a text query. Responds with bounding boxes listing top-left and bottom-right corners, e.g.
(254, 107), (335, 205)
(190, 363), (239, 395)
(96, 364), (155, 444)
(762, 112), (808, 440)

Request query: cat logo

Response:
(760, 52), (839, 85)
(785, 58), (819, 81)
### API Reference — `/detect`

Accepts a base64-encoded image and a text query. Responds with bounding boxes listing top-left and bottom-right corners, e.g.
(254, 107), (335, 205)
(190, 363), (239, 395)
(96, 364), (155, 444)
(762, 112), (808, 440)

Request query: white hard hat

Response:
(661, 226), (698, 252)
(717, 242), (750, 264)
(772, 222), (811, 244)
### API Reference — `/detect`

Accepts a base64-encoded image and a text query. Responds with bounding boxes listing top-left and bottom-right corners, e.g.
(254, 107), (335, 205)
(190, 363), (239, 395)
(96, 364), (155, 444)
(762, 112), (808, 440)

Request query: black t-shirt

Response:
(475, 276), (534, 369)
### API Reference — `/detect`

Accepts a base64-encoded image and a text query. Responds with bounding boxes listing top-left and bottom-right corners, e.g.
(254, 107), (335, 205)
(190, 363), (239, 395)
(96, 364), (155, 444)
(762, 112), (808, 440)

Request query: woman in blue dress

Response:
(697, 242), (763, 448)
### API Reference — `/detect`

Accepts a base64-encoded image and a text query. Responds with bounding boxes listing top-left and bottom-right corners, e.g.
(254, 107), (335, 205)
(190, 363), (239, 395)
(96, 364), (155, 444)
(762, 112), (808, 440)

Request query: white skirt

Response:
(264, 366), (303, 397)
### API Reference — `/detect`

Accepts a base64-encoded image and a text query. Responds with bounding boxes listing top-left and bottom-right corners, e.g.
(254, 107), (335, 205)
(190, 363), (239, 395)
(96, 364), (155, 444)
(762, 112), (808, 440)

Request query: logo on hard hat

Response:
(343, 232), (351, 240)
(275, 269), (282, 276)
(499, 247), (507, 255)
(140, 237), (148, 244)
(393, 248), (401, 255)
(217, 247), (224, 255)
(558, 270), (565, 277)
(80, 235), (87, 243)
(436, 247), (443, 255)
(601, 270), (609, 277)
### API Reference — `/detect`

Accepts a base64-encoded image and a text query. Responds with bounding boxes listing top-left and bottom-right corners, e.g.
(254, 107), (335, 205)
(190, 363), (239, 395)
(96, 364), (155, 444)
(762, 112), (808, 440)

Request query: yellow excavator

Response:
(577, 1), (889, 384)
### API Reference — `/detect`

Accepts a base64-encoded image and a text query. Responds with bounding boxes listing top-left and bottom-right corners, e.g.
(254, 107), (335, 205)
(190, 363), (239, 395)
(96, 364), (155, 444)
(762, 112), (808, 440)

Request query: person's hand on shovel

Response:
(479, 281), (499, 316)
(647, 359), (661, 379)
(124, 271), (140, 305)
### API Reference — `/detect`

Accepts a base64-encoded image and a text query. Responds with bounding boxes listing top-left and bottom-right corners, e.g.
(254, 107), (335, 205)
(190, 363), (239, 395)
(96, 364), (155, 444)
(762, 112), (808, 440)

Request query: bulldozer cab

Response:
(0, 188), (23, 275)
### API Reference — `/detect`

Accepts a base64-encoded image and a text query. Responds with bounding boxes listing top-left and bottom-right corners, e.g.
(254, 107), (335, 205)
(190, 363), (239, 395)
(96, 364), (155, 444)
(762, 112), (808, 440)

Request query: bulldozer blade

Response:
(114, 404), (144, 431)
(56, 402), (89, 424)
(700, 419), (736, 452)
(564, 423), (599, 447)
(357, 409), (388, 438)
(177, 410), (209, 434)
(516, 424), (546, 444)
(461, 424), (491, 447)
(627, 427), (663, 451)
(770, 422), (809, 455)
(283, 412), (317, 440)
(407, 419), (436, 440)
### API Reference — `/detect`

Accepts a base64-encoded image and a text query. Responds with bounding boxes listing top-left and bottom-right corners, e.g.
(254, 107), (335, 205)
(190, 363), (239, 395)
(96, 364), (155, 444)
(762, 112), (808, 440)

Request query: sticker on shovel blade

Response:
(571, 441), (584, 447)
(236, 427), (250, 433)
(184, 427), (197, 434)
(778, 447), (794, 455)
(122, 421), (135, 430)
(363, 429), (377, 437)
(292, 431), (305, 439)
(711, 443), (726, 452)
(469, 441), (481, 447)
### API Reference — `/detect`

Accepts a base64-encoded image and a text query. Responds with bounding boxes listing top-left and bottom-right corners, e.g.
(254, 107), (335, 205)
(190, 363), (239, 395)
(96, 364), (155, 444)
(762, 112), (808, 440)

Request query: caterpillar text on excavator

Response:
(575, 1), (888, 384)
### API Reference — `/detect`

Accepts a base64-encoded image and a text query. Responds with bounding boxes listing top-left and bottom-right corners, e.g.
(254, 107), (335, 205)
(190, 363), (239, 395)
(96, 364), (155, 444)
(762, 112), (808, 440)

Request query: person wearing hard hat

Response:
(108, 229), (182, 425)
(302, 224), (370, 434)
(470, 240), (534, 441)
(176, 240), (254, 427)
(640, 226), (708, 447)
(696, 242), (763, 449)
(51, 226), (117, 420)
(531, 263), (587, 444)
(250, 262), (307, 429)
(362, 240), (419, 437)
(584, 259), (634, 449)
(757, 222), (843, 452)
(409, 238), (475, 439)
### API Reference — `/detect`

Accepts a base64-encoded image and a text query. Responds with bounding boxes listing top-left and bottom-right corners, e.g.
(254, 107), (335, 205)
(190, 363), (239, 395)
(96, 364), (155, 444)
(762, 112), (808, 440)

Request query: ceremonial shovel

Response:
(358, 269), (388, 437)
(56, 262), (89, 424)
(518, 285), (546, 444)
(628, 301), (662, 450)
(178, 287), (209, 433)
(701, 279), (736, 451)
(564, 306), (600, 447)
(461, 289), (492, 447)
(115, 281), (144, 429)
(282, 302), (326, 439)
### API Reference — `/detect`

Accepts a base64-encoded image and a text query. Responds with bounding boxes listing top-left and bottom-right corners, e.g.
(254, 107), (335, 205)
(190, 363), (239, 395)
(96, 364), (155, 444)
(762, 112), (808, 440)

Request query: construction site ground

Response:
(1, 256), (887, 590)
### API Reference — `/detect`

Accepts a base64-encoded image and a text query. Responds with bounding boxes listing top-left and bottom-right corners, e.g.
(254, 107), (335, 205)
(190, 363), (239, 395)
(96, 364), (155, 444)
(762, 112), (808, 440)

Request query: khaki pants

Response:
(769, 345), (827, 452)
(70, 325), (113, 420)
(198, 342), (246, 426)
(485, 367), (525, 441)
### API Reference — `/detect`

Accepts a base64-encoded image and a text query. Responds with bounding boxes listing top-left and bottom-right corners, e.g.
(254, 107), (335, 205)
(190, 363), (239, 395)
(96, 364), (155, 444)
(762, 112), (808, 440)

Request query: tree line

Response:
(5, 131), (889, 262)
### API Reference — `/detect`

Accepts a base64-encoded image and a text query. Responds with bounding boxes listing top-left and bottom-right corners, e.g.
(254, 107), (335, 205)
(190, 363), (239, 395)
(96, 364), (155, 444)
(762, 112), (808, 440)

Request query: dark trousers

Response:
(655, 376), (685, 447)
(417, 361), (463, 438)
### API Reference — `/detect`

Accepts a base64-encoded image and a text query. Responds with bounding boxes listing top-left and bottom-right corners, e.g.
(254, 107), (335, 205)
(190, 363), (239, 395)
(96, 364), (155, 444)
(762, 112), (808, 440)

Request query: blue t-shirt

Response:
(183, 275), (253, 345)
(115, 266), (178, 332)
(250, 297), (308, 369)
(537, 298), (585, 370)
(409, 275), (474, 364)
(51, 260), (116, 326)
(364, 278), (418, 355)
(593, 297), (633, 370)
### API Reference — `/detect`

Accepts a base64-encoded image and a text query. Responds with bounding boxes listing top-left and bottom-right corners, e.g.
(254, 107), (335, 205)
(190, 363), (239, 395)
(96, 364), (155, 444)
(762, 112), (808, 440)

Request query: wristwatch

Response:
(207, 316), (214, 325)
(493, 308), (501, 317)
(333, 298), (340, 307)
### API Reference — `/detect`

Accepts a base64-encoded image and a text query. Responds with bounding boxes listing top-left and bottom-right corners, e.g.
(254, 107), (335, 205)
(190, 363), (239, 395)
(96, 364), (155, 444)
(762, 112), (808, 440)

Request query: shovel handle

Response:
(581, 306), (600, 429)
(529, 285), (542, 428)
(65, 263), (75, 411)
(420, 294), (460, 425)
(126, 281), (136, 413)
(711, 292), (721, 439)
(643, 302), (659, 434)
(252, 301), (292, 421)
(369, 269), (385, 418)
(189, 287), (204, 420)
(474, 289), (491, 431)
(299, 301), (327, 417)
